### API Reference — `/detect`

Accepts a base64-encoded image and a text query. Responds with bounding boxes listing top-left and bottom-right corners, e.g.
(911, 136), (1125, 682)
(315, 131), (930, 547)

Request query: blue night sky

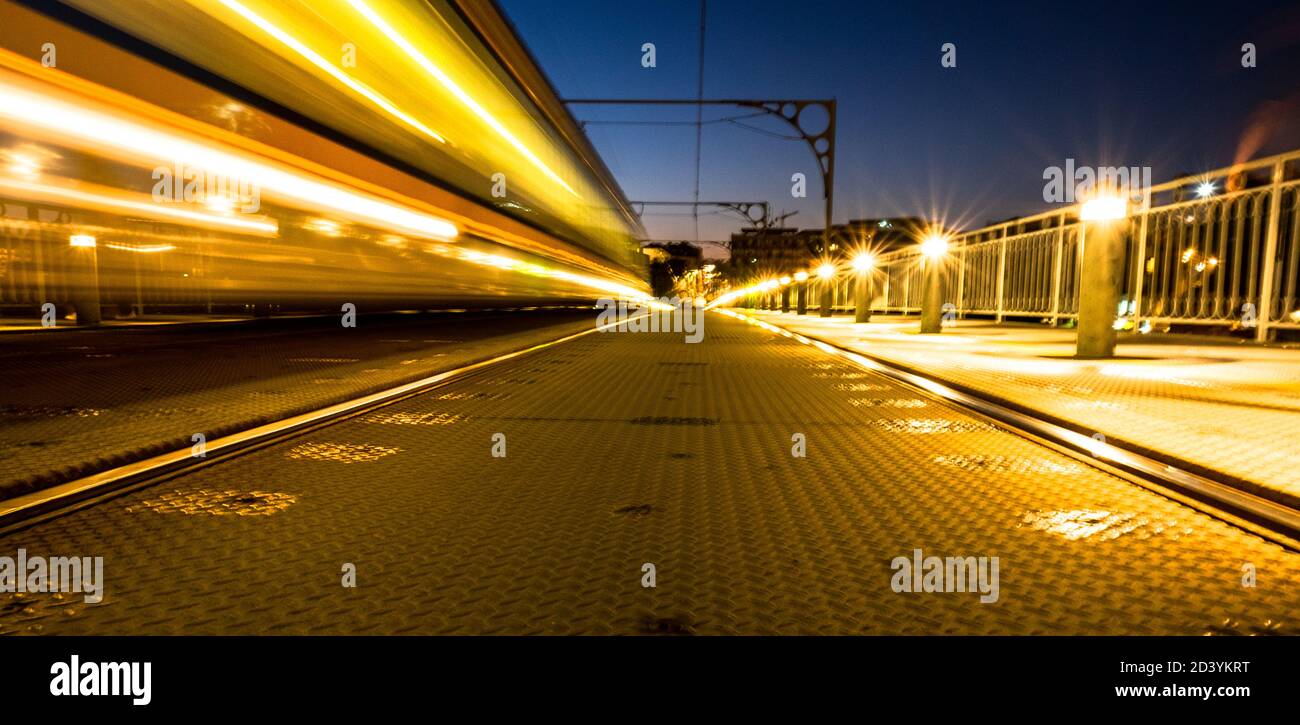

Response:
(498, 0), (1300, 252)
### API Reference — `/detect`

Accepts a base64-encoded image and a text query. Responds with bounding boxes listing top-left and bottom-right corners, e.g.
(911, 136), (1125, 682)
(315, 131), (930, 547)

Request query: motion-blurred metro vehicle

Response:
(0, 0), (649, 322)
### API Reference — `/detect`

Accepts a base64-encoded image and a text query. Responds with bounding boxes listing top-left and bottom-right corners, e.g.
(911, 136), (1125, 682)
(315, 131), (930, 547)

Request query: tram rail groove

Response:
(0, 315), (641, 535)
(721, 309), (1300, 550)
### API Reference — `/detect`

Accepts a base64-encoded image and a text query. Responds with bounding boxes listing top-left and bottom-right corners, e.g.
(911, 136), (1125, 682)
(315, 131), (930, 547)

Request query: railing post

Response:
(902, 266), (911, 312)
(881, 267), (891, 312)
(995, 228), (1008, 322)
(1048, 214), (1065, 325)
(955, 245), (966, 318)
(1131, 191), (1151, 328)
(1256, 160), (1285, 342)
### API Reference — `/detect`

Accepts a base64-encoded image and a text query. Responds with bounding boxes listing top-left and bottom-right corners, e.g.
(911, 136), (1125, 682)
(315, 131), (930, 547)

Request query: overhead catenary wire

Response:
(693, 0), (707, 244)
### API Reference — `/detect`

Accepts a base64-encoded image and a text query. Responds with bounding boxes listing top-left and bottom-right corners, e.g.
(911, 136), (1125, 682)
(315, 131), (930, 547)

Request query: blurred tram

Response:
(0, 0), (650, 322)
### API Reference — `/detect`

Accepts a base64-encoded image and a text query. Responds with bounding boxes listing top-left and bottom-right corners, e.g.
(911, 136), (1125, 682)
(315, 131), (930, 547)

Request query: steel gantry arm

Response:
(630, 200), (773, 230)
(564, 98), (836, 231)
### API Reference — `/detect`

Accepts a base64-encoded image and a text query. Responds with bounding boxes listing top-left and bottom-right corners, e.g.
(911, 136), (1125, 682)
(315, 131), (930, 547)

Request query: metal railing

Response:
(871, 150), (1300, 340)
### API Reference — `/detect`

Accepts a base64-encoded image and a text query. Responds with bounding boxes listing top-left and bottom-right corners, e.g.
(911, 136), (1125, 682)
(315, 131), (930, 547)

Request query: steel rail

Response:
(0, 314), (643, 533)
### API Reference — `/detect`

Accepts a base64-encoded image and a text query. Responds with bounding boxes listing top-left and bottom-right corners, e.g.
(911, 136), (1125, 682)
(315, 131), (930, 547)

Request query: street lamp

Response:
(794, 270), (809, 315)
(766, 279), (782, 310)
(816, 262), (836, 317)
(919, 233), (949, 333)
(778, 275), (793, 312)
(1077, 194), (1129, 358)
(852, 253), (876, 323)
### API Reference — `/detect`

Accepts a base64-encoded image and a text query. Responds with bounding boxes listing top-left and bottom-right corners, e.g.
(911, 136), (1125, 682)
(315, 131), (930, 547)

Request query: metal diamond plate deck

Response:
(1, 313), (1298, 634)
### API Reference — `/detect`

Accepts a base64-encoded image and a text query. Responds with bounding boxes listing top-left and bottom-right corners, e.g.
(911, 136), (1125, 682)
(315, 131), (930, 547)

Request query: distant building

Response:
(837, 217), (930, 254)
(727, 227), (804, 280)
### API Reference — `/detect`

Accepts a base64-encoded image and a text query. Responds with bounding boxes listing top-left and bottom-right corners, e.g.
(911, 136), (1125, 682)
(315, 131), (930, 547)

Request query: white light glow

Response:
(1080, 196), (1127, 221)
(920, 235), (949, 258)
(104, 243), (176, 253)
(7, 154), (38, 177)
(306, 218), (343, 236)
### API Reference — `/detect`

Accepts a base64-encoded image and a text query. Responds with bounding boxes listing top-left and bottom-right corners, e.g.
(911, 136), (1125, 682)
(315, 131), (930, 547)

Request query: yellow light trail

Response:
(454, 248), (664, 306)
(0, 78), (459, 240)
(215, 0), (447, 145)
(705, 275), (796, 310)
(0, 176), (278, 235)
(345, 0), (579, 197)
(104, 243), (177, 253)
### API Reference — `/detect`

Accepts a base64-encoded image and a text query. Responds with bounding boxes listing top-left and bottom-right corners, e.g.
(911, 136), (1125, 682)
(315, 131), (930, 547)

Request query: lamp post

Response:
(852, 252), (875, 323)
(817, 263), (835, 317)
(794, 270), (809, 315)
(919, 234), (949, 334)
(1076, 195), (1128, 358)
(780, 276), (792, 312)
